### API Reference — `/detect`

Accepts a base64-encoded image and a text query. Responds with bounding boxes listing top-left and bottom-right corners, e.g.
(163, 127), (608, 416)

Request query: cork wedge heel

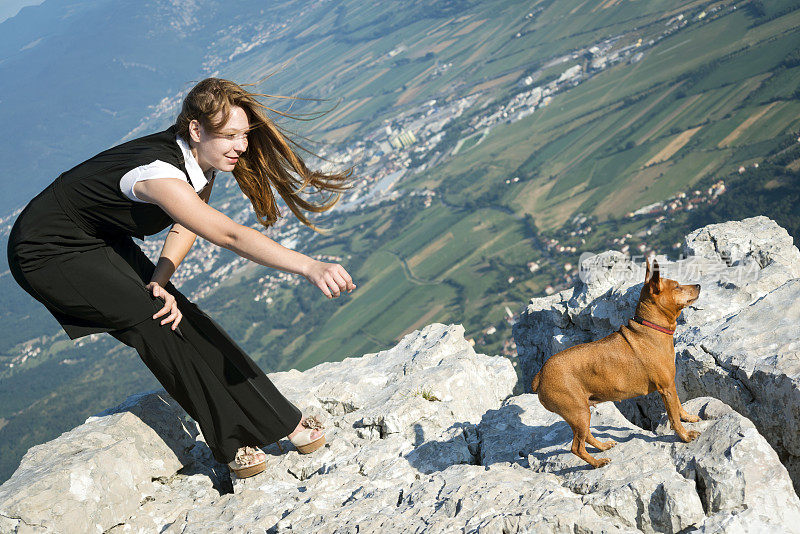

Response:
(228, 446), (267, 479)
(289, 415), (326, 454)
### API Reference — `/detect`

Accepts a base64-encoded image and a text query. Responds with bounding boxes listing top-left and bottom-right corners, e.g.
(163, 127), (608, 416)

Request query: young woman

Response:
(7, 77), (356, 479)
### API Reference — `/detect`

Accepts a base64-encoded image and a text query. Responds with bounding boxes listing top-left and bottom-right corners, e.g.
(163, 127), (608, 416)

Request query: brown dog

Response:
(531, 258), (701, 468)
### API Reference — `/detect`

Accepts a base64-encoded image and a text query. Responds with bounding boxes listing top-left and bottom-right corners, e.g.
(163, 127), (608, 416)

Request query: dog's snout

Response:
(694, 284), (701, 292)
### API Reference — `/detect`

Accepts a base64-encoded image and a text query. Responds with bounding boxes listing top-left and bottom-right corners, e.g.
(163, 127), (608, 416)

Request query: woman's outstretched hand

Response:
(146, 281), (182, 330)
(303, 260), (356, 299)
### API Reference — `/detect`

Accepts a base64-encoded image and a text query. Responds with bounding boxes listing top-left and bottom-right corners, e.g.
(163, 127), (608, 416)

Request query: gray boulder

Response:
(0, 391), (206, 533)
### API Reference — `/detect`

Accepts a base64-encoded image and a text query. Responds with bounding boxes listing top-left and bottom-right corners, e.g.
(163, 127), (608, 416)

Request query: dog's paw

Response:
(681, 430), (701, 442)
(682, 413), (701, 423)
(598, 439), (617, 451)
(593, 457), (611, 468)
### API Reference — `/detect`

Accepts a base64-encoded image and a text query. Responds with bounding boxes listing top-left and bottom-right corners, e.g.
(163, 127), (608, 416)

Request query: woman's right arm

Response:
(134, 178), (355, 298)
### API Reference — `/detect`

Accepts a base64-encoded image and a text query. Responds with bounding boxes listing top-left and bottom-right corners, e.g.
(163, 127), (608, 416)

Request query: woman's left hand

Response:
(146, 281), (182, 330)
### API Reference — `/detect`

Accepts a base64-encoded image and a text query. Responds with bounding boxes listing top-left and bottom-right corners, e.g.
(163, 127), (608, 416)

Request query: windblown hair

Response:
(174, 77), (353, 234)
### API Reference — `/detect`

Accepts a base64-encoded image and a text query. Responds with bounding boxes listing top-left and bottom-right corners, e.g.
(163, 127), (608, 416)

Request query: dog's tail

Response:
(531, 370), (541, 393)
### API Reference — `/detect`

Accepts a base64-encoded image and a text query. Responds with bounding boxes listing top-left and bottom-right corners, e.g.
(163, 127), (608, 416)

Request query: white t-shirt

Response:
(119, 134), (218, 203)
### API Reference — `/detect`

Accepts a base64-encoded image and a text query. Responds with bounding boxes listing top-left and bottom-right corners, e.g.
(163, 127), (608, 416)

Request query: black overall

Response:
(6, 125), (301, 465)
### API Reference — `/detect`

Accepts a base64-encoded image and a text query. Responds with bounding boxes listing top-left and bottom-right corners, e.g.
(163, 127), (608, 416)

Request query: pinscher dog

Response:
(531, 258), (701, 468)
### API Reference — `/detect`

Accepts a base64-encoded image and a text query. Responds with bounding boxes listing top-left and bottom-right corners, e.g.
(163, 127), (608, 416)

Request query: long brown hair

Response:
(175, 77), (353, 234)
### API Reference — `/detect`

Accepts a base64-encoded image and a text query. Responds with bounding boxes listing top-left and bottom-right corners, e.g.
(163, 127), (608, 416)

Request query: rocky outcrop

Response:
(3, 320), (799, 532)
(513, 216), (800, 494)
(0, 392), (210, 533)
(480, 395), (800, 533)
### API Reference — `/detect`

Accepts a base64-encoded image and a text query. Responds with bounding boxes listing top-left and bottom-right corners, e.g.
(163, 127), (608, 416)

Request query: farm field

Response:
(402, 4), (800, 229)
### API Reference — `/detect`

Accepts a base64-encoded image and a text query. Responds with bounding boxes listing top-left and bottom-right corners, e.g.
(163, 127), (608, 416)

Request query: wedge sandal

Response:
(289, 415), (327, 454)
(228, 445), (267, 479)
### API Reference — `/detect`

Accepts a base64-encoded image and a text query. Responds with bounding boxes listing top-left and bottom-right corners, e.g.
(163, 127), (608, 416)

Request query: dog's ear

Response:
(645, 258), (661, 293)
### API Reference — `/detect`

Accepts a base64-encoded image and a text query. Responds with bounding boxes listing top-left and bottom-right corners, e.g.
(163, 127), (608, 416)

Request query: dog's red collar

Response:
(633, 315), (675, 335)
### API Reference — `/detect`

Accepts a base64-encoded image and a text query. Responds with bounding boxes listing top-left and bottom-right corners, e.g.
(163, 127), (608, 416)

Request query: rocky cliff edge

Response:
(2, 216), (800, 533)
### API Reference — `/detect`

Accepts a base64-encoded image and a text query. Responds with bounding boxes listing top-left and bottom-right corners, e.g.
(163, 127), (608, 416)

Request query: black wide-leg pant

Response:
(108, 296), (302, 465)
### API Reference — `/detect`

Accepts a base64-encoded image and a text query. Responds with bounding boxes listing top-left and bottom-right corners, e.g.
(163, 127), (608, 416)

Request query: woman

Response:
(7, 77), (356, 479)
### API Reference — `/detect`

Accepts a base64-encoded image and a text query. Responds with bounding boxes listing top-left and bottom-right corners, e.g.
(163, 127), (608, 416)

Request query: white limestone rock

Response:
(480, 394), (705, 534)
(682, 216), (800, 277)
(479, 393), (800, 533)
(230, 323), (517, 493)
(0, 324), (518, 534)
(4, 318), (800, 533)
(675, 278), (800, 487)
(656, 397), (800, 529)
(0, 392), (201, 534)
